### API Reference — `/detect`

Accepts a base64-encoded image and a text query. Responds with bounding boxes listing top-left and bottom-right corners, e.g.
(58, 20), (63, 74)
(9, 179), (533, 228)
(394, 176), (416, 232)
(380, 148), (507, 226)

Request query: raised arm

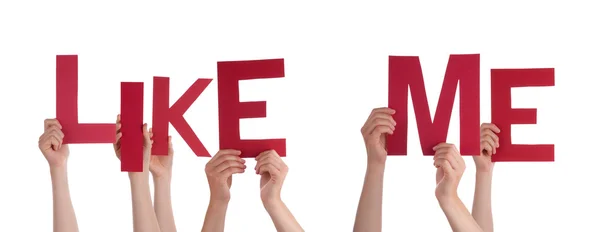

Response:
(39, 119), (79, 232)
(353, 107), (396, 232)
(150, 135), (177, 232)
(472, 123), (500, 232)
(114, 115), (161, 232)
(434, 143), (482, 232)
(201, 149), (246, 232)
(256, 150), (304, 232)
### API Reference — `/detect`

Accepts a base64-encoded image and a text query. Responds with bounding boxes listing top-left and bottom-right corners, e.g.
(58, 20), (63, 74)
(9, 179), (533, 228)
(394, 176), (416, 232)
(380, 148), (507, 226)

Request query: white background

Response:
(1, 0), (599, 231)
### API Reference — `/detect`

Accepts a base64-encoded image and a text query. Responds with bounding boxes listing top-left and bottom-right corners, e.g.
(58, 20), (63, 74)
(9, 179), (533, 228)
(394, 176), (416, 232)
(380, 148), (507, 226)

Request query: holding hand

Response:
(205, 149), (246, 202)
(39, 119), (69, 168)
(360, 107), (396, 165)
(433, 143), (465, 201)
(113, 114), (154, 173)
(475, 123), (500, 172)
(255, 150), (288, 204)
(150, 136), (174, 179)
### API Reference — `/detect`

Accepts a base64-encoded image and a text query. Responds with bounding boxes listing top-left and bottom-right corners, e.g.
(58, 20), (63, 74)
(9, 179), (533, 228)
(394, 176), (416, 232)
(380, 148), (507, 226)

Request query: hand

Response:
(361, 107), (396, 165)
(475, 123), (500, 172)
(434, 143), (465, 201)
(205, 149), (246, 202)
(113, 114), (153, 172)
(255, 150), (288, 203)
(150, 135), (174, 179)
(38, 119), (69, 168)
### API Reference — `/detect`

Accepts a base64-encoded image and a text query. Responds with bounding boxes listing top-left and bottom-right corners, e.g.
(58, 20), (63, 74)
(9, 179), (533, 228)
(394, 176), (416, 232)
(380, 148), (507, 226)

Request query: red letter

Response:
(56, 55), (116, 143)
(217, 59), (286, 158)
(152, 77), (212, 157)
(388, 54), (480, 156)
(491, 68), (554, 162)
(120, 82), (144, 172)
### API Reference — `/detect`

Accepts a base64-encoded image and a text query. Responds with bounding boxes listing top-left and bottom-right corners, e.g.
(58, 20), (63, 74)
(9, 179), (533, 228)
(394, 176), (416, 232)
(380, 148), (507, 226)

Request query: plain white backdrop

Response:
(1, 0), (599, 231)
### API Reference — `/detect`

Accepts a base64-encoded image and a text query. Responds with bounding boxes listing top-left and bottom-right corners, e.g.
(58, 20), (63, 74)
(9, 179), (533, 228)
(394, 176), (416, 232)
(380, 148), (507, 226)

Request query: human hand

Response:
(474, 123), (500, 172)
(205, 149), (246, 202)
(360, 107), (396, 166)
(434, 143), (465, 201)
(113, 114), (153, 173)
(255, 150), (288, 204)
(38, 119), (69, 168)
(150, 136), (174, 180)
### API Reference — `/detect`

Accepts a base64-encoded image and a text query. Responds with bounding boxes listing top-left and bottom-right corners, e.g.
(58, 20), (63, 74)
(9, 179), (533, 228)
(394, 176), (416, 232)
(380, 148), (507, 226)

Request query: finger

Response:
(434, 151), (459, 170)
(208, 150), (242, 165)
(149, 127), (153, 139)
(439, 159), (454, 176)
(481, 123), (500, 133)
(211, 154), (245, 168)
(44, 119), (62, 130)
(114, 132), (122, 150)
(214, 160), (246, 173)
(369, 125), (394, 138)
(367, 107), (396, 121)
(256, 150), (282, 163)
(221, 167), (246, 177)
(365, 117), (396, 136)
(255, 156), (284, 173)
(481, 130), (499, 147)
(44, 134), (61, 151)
(481, 140), (493, 155)
(258, 163), (281, 178)
(433, 143), (455, 153)
(46, 125), (65, 139)
(42, 129), (64, 150)
(167, 136), (174, 154)
(142, 124), (152, 146)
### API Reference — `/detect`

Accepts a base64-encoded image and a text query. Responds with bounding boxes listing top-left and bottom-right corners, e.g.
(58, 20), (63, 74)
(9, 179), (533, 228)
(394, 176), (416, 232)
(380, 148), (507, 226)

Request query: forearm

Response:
(264, 199), (304, 232)
(130, 174), (161, 232)
(50, 166), (79, 232)
(440, 196), (483, 232)
(154, 176), (177, 232)
(472, 171), (493, 232)
(353, 163), (385, 232)
(201, 200), (229, 232)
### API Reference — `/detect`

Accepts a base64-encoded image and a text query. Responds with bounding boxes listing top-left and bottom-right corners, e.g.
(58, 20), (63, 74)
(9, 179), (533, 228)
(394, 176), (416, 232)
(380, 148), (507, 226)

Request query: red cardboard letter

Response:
(490, 68), (555, 162)
(217, 59), (286, 158)
(388, 54), (480, 156)
(56, 55), (116, 143)
(120, 82), (144, 172)
(152, 77), (212, 157)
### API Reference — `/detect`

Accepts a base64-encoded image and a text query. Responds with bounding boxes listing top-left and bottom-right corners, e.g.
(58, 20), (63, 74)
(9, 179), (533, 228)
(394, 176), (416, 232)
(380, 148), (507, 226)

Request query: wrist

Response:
(366, 162), (385, 173)
(129, 172), (150, 183)
(152, 173), (172, 184)
(262, 197), (284, 211)
(437, 192), (459, 207)
(208, 197), (230, 207)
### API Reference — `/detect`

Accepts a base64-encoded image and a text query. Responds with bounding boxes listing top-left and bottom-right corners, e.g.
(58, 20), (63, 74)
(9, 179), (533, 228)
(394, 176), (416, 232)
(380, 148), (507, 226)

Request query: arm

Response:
(434, 143), (482, 232)
(472, 171), (493, 232)
(472, 123), (500, 232)
(154, 176), (176, 232)
(201, 200), (229, 232)
(50, 165), (79, 232)
(353, 107), (396, 232)
(256, 150), (303, 232)
(439, 196), (483, 232)
(263, 199), (303, 232)
(201, 149), (246, 232)
(151, 135), (177, 232)
(353, 163), (385, 232)
(39, 119), (79, 232)
(130, 173), (162, 232)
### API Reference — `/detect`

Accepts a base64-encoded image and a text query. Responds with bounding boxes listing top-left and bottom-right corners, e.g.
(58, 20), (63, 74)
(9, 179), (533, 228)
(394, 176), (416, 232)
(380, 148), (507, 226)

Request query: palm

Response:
(435, 168), (451, 197)
(149, 155), (171, 176)
(474, 149), (493, 171)
(260, 172), (275, 199)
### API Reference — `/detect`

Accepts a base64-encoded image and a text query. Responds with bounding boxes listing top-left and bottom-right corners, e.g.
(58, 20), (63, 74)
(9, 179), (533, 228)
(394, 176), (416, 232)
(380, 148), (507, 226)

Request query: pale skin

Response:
(472, 123), (500, 232)
(201, 149), (303, 232)
(434, 143), (483, 232)
(114, 115), (161, 232)
(39, 119), (79, 232)
(353, 107), (396, 232)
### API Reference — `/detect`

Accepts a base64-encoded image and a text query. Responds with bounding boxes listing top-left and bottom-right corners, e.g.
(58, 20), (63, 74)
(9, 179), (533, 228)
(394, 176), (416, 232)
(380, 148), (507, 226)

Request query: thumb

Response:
(440, 160), (454, 177)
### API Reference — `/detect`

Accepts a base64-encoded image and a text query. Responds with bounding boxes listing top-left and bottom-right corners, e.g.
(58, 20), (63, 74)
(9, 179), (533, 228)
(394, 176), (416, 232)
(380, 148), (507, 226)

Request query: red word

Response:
(56, 55), (286, 172)
(387, 54), (555, 162)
